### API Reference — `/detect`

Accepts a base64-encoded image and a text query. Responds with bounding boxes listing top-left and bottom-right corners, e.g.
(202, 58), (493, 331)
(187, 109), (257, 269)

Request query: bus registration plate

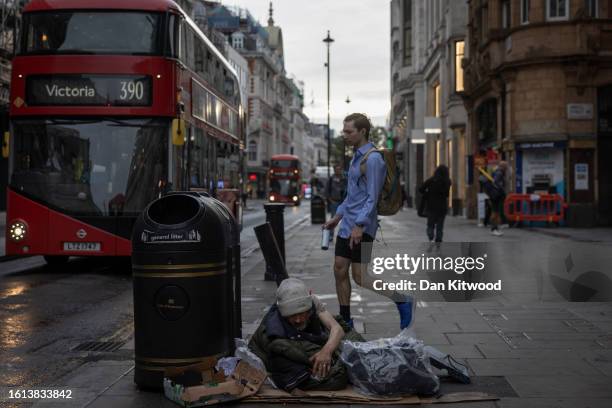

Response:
(63, 242), (101, 251)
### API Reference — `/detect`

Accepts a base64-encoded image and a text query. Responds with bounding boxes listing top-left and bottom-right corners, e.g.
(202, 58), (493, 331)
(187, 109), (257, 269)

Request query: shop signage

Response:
(567, 103), (593, 120)
(574, 163), (589, 190)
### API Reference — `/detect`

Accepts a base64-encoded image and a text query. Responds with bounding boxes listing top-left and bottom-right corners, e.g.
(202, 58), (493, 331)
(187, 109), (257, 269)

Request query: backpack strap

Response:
(359, 147), (379, 178)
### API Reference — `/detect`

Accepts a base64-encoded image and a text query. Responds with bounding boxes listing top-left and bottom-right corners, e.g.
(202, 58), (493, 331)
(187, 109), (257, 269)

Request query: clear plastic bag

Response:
(339, 329), (440, 396)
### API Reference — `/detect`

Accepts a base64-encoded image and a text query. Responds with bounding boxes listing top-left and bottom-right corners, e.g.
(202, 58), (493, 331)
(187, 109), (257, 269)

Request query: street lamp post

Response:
(323, 30), (334, 180)
(344, 96), (351, 171)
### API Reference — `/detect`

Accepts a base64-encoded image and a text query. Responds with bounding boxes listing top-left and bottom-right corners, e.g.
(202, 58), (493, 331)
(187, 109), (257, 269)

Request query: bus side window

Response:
(207, 132), (217, 191)
(186, 28), (195, 70)
(166, 13), (178, 58)
(195, 37), (204, 74)
(179, 21), (187, 62)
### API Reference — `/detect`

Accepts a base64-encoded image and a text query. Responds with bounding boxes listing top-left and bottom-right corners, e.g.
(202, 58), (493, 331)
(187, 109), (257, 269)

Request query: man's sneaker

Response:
(396, 296), (415, 329)
(491, 229), (503, 237)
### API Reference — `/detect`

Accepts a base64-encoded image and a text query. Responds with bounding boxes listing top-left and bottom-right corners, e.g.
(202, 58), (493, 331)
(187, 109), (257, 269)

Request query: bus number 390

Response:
(120, 81), (144, 100)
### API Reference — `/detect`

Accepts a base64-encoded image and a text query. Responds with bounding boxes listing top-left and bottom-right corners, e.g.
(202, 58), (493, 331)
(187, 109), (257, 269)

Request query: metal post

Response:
(323, 31), (334, 180)
(345, 96), (350, 171)
(263, 203), (285, 280)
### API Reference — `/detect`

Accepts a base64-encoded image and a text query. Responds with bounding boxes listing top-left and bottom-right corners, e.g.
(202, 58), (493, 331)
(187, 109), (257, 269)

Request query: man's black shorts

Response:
(335, 233), (374, 263)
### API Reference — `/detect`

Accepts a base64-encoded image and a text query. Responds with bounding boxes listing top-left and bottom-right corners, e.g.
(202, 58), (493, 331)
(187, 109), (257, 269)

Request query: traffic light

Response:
(386, 128), (394, 149)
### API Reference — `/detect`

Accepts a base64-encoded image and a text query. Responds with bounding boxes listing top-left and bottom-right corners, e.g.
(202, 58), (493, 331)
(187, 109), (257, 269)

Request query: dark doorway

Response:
(597, 85), (612, 225)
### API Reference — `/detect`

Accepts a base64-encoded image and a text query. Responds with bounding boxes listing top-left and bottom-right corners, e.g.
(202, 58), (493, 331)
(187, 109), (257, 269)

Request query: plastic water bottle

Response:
(321, 228), (330, 250)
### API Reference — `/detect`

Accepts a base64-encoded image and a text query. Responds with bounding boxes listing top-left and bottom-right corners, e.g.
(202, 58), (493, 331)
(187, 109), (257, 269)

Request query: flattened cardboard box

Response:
(244, 385), (498, 405)
(163, 357), (266, 407)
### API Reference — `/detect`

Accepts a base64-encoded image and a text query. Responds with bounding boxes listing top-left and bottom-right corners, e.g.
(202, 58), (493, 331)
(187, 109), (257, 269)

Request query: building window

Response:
(248, 140), (257, 161)
(547, 0), (569, 21)
(403, 0), (412, 66)
(232, 36), (243, 49)
(521, 0), (530, 24)
(480, 5), (489, 42)
(477, 99), (497, 143)
(432, 82), (441, 117)
(501, 0), (511, 28)
(455, 40), (465, 92)
(585, 0), (598, 17)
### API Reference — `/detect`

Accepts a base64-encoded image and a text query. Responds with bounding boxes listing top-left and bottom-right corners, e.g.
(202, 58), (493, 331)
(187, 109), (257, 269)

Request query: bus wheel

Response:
(44, 255), (70, 266)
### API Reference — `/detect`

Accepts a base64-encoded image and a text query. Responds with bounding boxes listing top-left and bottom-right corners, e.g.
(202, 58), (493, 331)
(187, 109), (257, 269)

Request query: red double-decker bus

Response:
(6, 0), (245, 264)
(269, 154), (301, 206)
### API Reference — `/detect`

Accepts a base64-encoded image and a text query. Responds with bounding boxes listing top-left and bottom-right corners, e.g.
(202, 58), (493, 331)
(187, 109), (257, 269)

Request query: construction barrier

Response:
(504, 193), (567, 225)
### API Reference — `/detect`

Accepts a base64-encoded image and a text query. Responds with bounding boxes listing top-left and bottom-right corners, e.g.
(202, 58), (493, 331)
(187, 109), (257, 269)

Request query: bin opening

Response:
(148, 194), (201, 225)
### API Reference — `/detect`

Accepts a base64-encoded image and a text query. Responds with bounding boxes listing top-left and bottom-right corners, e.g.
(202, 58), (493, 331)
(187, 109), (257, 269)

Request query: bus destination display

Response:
(26, 75), (152, 106)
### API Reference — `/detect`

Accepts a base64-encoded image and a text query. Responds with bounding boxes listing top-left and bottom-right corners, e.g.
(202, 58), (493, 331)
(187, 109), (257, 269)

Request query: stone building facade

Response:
(205, 2), (311, 198)
(390, 0), (469, 214)
(463, 0), (612, 225)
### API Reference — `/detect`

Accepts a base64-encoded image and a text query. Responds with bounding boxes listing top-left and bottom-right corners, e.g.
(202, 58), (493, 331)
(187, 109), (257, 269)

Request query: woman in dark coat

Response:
(418, 165), (451, 243)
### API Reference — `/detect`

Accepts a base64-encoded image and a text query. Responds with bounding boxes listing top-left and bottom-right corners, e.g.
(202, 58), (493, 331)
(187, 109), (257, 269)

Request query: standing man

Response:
(322, 113), (414, 330)
(490, 161), (508, 236)
(325, 164), (347, 240)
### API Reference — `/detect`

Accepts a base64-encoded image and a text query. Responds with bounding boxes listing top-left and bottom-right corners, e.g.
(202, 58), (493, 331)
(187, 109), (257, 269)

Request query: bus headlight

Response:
(9, 220), (28, 242)
(292, 196), (298, 202)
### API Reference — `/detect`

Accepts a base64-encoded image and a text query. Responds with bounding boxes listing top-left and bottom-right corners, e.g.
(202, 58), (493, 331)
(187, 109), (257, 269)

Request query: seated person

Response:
(249, 278), (363, 392)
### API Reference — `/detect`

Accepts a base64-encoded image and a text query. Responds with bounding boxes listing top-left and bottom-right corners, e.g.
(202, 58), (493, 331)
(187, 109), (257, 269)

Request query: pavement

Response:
(2, 207), (611, 407)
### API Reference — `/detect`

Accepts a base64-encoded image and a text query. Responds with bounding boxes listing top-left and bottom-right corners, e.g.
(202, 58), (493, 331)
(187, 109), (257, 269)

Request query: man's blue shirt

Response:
(336, 142), (387, 239)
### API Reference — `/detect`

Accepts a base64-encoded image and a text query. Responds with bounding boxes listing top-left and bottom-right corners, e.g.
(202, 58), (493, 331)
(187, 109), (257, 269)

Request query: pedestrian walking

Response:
(418, 165), (451, 244)
(326, 164), (347, 241)
(322, 113), (414, 330)
(480, 161), (508, 236)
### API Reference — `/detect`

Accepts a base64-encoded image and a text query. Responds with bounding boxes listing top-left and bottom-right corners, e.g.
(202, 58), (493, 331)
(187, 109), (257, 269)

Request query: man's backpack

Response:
(359, 147), (402, 216)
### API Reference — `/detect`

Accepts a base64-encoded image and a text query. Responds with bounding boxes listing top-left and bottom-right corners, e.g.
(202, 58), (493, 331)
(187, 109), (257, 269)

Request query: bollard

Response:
(263, 203), (286, 281)
(254, 222), (288, 285)
(311, 195), (326, 224)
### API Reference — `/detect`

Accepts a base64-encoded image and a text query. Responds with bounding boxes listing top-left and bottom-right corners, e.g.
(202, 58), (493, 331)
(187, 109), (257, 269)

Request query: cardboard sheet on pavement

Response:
(244, 384), (498, 404)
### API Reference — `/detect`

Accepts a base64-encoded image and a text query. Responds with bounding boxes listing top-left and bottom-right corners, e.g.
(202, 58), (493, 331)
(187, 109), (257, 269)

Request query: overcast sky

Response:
(220, 0), (391, 133)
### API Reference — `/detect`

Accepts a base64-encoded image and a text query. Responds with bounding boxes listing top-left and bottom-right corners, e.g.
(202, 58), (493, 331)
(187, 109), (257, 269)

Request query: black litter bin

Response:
(311, 195), (326, 224)
(131, 192), (241, 389)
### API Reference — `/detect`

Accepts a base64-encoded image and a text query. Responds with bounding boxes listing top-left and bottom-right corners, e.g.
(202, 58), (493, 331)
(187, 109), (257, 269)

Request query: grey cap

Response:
(276, 278), (312, 317)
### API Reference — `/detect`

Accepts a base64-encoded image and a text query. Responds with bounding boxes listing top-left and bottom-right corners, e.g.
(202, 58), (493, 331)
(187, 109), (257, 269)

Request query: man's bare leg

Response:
(350, 262), (405, 302)
(351, 262), (414, 329)
(333, 256), (352, 323)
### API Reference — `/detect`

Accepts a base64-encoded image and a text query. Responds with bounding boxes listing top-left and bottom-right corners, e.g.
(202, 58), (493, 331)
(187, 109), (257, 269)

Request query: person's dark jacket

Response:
(419, 176), (451, 218)
(248, 304), (364, 392)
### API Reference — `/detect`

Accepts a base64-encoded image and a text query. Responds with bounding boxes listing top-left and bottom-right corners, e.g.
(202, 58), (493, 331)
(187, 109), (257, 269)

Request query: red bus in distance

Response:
(269, 154), (301, 206)
(6, 0), (245, 264)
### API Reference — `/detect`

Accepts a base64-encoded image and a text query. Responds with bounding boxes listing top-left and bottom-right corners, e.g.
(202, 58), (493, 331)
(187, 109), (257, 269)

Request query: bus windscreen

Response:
(22, 11), (162, 55)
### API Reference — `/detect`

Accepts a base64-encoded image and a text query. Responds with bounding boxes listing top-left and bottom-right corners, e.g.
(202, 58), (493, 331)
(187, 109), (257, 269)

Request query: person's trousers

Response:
(427, 214), (446, 242)
(490, 199), (503, 230)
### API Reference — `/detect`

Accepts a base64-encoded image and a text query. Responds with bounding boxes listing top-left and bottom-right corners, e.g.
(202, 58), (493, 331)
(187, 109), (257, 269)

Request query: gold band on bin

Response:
(135, 353), (226, 366)
(132, 270), (225, 278)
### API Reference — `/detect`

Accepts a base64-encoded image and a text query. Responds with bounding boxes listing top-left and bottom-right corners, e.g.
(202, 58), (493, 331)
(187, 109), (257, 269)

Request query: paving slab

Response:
(506, 375), (612, 398)
(466, 357), (603, 376)
(446, 333), (509, 347)
(497, 397), (612, 408)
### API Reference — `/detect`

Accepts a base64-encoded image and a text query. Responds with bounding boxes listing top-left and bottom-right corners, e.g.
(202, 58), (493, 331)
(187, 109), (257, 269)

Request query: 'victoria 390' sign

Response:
(26, 74), (152, 106)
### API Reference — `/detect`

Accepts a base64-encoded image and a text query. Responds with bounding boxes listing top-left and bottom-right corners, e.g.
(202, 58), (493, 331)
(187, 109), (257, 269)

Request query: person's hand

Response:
(349, 225), (364, 249)
(322, 215), (341, 230)
(309, 349), (333, 378)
